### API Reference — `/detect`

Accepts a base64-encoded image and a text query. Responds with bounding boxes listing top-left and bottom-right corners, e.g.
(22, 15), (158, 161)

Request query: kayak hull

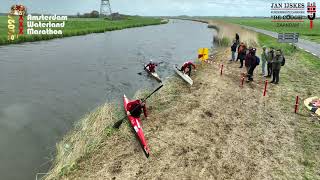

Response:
(174, 64), (193, 85)
(145, 65), (162, 82)
(123, 94), (150, 158)
(304, 96), (320, 116)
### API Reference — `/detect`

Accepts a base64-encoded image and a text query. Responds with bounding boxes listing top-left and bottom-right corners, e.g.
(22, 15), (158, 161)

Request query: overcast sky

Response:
(1, 0), (307, 16)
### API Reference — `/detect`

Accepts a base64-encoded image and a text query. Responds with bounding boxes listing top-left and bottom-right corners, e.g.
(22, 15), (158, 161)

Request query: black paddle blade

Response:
(138, 72), (143, 75)
(113, 118), (125, 129)
(144, 151), (150, 158)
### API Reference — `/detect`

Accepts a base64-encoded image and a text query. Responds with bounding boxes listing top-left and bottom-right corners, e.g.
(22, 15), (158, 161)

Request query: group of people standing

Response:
(262, 47), (286, 84)
(230, 34), (285, 84)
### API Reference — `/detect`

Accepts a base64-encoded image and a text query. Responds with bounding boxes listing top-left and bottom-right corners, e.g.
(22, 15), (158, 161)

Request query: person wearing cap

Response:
(266, 47), (275, 77)
(261, 46), (268, 76)
(271, 49), (284, 84)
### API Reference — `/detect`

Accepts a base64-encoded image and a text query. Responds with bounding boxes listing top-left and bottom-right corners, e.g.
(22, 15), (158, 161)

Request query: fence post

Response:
(263, 80), (268, 96)
(241, 76), (245, 88)
(220, 64), (224, 75)
(294, 96), (299, 113)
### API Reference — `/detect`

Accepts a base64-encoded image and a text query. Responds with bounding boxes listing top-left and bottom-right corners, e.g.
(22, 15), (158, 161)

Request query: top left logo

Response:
(10, 5), (27, 16)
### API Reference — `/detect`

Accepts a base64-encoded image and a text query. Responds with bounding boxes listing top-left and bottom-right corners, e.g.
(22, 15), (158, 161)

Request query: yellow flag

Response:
(198, 48), (209, 61)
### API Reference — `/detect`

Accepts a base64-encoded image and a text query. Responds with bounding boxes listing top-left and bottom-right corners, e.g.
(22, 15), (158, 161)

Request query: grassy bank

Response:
(257, 33), (320, 179)
(45, 80), (183, 179)
(0, 16), (167, 45)
(45, 20), (320, 179)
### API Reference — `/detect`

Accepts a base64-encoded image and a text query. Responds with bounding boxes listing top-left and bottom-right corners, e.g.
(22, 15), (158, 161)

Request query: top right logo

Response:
(307, 2), (316, 29)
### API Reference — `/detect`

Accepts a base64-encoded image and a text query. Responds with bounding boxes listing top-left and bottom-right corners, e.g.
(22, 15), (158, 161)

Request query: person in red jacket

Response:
(126, 100), (148, 118)
(145, 60), (157, 73)
(180, 61), (196, 76)
(237, 42), (247, 68)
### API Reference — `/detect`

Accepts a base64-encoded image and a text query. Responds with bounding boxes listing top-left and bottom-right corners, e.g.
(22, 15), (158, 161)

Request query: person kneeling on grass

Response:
(271, 49), (284, 84)
(126, 100), (148, 119)
(181, 61), (196, 76)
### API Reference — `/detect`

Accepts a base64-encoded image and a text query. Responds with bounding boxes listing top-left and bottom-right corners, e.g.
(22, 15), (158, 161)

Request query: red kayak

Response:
(123, 94), (150, 158)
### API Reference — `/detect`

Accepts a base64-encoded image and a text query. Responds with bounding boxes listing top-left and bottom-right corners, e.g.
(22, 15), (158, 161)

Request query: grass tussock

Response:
(45, 104), (121, 179)
(207, 20), (258, 47)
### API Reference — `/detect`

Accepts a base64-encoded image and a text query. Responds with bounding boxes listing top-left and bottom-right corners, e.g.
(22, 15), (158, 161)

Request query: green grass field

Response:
(0, 16), (165, 45)
(221, 18), (320, 43)
(258, 34), (320, 179)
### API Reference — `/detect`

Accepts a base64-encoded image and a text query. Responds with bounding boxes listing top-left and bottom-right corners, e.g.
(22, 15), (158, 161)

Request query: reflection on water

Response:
(0, 19), (214, 180)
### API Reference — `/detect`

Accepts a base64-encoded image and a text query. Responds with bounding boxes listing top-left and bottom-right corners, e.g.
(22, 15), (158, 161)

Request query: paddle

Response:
(113, 84), (164, 129)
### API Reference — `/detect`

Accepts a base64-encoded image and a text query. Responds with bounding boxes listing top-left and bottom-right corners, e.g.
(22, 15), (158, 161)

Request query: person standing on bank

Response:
(230, 40), (237, 61)
(235, 33), (240, 45)
(245, 48), (259, 82)
(261, 46), (268, 76)
(266, 47), (274, 77)
(237, 42), (247, 68)
(271, 49), (284, 84)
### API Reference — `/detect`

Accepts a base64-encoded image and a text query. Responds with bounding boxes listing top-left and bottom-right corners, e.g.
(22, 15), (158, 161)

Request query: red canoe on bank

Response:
(123, 94), (150, 158)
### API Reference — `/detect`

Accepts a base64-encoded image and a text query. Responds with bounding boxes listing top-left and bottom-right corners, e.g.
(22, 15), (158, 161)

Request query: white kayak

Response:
(174, 64), (193, 85)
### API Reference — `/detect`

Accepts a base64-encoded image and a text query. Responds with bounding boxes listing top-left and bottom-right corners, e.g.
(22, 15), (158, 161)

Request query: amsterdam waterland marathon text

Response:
(27, 14), (67, 35)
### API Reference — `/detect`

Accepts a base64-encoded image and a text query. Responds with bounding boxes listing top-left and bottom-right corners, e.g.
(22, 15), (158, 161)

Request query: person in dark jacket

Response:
(245, 48), (259, 82)
(271, 49), (284, 84)
(230, 40), (237, 61)
(244, 46), (253, 72)
(237, 42), (247, 68)
(266, 47), (274, 77)
(235, 33), (240, 45)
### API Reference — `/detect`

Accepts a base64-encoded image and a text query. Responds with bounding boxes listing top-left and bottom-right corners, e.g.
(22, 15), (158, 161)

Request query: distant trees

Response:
(90, 11), (99, 18)
(75, 11), (126, 20)
(77, 10), (100, 18)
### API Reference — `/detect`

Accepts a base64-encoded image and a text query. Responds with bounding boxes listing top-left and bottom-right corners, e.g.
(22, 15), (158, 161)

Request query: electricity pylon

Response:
(100, 0), (112, 16)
